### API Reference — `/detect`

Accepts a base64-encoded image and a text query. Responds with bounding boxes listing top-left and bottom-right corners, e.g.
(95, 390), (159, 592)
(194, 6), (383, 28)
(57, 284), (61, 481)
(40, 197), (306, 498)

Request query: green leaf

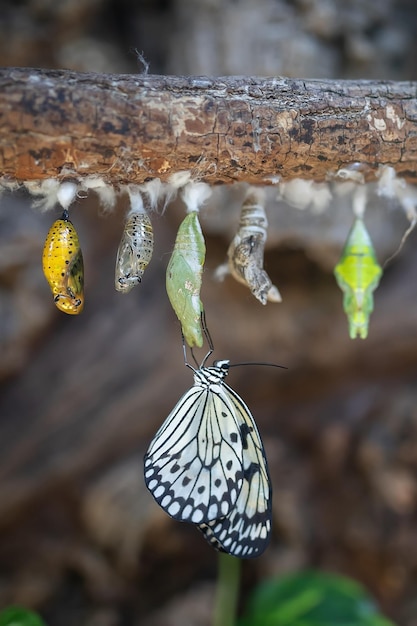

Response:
(0, 607), (46, 626)
(166, 211), (206, 347)
(334, 218), (382, 339)
(238, 571), (396, 626)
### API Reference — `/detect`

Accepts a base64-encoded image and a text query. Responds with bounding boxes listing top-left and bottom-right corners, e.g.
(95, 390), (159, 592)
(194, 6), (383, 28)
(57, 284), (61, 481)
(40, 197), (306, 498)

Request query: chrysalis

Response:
(334, 217), (382, 339)
(166, 211), (206, 348)
(115, 189), (154, 293)
(227, 189), (281, 305)
(42, 209), (84, 314)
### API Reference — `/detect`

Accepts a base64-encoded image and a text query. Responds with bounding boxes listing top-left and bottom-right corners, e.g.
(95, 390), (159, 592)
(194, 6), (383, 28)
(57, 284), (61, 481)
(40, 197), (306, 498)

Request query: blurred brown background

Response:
(1, 1), (417, 625)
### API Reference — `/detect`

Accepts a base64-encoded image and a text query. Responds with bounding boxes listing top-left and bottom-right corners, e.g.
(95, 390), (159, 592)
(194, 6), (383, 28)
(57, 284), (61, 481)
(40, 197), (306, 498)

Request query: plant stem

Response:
(213, 553), (241, 626)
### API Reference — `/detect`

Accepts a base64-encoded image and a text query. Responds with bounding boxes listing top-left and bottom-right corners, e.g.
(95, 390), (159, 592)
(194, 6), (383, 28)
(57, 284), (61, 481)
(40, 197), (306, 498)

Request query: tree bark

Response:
(0, 67), (416, 184)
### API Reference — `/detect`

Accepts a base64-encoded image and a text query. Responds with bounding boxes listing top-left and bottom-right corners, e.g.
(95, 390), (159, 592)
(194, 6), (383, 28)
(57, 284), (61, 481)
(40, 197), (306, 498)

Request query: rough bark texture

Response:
(1, 67), (417, 185)
(2, 2), (417, 624)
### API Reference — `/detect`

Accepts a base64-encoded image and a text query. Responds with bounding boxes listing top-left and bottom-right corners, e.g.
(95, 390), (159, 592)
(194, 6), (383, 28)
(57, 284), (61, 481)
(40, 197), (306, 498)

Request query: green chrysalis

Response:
(166, 211), (206, 347)
(334, 217), (383, 339)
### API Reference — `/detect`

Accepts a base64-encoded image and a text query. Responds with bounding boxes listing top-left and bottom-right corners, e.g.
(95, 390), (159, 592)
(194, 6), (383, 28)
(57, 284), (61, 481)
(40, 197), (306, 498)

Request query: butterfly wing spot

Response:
(168, 502), (181, 517)
(244, 462), (260, 480)
(239, 422), (254, 449)
(191, 509), (205, 523)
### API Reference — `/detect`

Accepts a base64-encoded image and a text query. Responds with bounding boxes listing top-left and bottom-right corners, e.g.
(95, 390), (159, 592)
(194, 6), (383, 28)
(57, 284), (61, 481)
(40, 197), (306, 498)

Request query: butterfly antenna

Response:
(229, 361), (288, 370)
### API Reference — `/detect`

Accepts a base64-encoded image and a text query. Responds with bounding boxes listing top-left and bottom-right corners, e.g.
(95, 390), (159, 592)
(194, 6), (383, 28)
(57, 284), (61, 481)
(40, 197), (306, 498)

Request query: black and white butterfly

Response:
(144, 331), (276, 558)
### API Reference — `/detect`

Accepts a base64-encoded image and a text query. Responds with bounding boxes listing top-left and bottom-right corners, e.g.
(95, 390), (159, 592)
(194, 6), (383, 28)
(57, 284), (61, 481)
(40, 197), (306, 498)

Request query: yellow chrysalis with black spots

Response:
(42, 210), (84, 314)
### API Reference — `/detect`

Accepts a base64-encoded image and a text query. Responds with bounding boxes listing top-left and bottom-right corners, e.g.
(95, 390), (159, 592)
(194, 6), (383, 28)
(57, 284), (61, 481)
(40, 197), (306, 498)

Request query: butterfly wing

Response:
(198, 382), (272, 558)
(144, 378), (245, 524)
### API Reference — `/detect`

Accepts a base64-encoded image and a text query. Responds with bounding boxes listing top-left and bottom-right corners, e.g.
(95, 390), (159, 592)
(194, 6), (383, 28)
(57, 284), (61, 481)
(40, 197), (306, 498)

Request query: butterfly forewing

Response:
(198, 381), (272, 558)
(144, 365), (245, 524)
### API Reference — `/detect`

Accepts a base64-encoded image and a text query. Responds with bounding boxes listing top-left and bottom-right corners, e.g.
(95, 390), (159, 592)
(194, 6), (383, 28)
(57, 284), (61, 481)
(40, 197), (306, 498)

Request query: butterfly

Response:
(115, 209), (154, 293)
(144, 340), (273, 558)
(42, 209), (84, 314)
(166, 211), (206, 348)
(334, 217), (382, 339)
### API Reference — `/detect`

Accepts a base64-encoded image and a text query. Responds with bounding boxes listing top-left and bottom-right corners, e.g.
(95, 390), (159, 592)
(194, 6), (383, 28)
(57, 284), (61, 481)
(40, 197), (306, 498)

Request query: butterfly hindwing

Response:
(198, 380), (272, 558)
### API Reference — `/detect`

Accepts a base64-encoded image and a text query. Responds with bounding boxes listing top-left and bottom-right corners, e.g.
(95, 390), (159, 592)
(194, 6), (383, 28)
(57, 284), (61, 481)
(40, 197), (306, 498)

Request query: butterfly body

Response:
(334, 217), (382, 339)
(115, 211), (154, 292)
(42, 213), (84, 314)
(144, 359), (272, 558)
(166, 211), (206, 347)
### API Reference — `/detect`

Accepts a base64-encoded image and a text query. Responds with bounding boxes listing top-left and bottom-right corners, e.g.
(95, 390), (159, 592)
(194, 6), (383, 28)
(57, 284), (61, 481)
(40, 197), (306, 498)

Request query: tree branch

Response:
(1, 67), (416, 185)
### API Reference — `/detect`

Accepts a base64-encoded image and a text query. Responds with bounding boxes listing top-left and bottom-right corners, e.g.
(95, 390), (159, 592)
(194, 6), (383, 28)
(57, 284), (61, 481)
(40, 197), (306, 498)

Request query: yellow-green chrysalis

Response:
(334, 217), (382, 339)
(166, 211), (206, 347)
